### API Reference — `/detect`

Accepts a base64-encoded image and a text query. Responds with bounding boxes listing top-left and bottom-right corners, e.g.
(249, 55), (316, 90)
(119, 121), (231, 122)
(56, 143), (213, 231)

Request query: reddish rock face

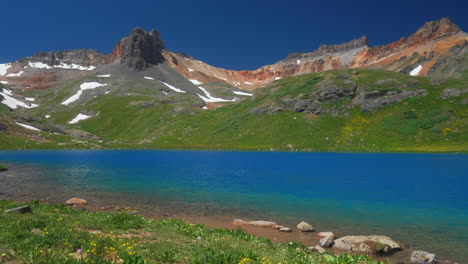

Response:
(65, 198), (88, 206)
(164, 18), (466, 90)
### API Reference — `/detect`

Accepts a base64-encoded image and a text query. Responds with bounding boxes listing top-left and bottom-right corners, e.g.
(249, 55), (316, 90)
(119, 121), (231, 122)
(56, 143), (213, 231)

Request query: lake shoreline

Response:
(1, 194), (446, 264)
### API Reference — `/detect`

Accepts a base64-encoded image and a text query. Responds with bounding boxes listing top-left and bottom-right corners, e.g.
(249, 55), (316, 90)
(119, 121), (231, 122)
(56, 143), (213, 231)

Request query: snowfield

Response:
(410, 65), (423, 76)
(197, 86), (236, 103)
(144, 76), (155, 80)
(0, 63), (12, 76)
(25, 97), (35, 102)
(159, 81), (186, 93)
(275, 77), (282, 80)
(15, 122), (41, 131)
(97, 74), (111, 78)
(55, 63), (96, 71)
(61, 82), (107, 105)
(69, 113), (92, 124)
(233, 91), (253, 96)
(1, 89), (38, 109)
(28, 62), (52, 69)
(1, 81), (9, 84)
(189, 79), (202, 85)
(6, 71), (24, 77)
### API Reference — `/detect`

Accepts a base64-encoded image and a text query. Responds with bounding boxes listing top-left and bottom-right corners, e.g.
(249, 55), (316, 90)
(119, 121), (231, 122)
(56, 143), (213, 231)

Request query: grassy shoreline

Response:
(0, 200), (387, 264)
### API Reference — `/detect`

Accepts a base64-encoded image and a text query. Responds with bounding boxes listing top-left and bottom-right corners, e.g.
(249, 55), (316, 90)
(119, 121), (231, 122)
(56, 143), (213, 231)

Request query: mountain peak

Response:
(410, 17), (461, 42)
(110, 28), (166, 71)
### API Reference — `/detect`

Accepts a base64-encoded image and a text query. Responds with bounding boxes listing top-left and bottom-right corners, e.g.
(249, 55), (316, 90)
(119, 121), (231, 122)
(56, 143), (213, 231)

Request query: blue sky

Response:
(1, 0), (466, 70)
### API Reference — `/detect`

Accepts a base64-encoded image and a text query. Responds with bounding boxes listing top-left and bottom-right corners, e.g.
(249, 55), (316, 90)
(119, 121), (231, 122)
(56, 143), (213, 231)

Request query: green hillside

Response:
(1, 69), (467, 152)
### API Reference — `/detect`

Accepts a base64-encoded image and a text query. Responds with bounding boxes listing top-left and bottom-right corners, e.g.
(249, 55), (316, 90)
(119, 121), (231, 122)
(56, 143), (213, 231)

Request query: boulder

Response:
(411, 250), (437, 264)
(233, 219), (277, 228)
(319, 236), (334, 248)
(296, 221), (314, 232)
(4, 205), (32, 214)
(279, 227), (293, 232)
(333, 235), (401, 255)
(65, 198), (88, 206)
(309, 245), (326, 253)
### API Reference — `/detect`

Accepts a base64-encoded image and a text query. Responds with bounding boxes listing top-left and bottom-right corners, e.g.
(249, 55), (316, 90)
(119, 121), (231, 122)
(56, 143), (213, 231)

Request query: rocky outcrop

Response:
(284, 36), (368, 61)
(110, 28), (166, 71)
(411, 250), (437, 264)
(333, 235), (401, 255)
(353, 89), (428, 111)
(440, 88), (468, 99)
(18, 49), (107, 69)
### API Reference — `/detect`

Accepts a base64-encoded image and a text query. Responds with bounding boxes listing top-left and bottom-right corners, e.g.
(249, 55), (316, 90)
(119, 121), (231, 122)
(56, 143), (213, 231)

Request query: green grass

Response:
(0, 164), (6, 171)
(0, 69), (466, 152)
(0, 200), (386, 264)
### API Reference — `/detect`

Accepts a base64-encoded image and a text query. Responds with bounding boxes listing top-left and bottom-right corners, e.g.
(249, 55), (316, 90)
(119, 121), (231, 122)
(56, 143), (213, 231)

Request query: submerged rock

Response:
(279, 227), (293, 232)
(233, 219), (277, 228)
(333, 235), (401, 255)
(411, 250), (437, 264)
(317, 231), (335, 238)
(65, 198), (88, 206)
(296, 221), (314, 232)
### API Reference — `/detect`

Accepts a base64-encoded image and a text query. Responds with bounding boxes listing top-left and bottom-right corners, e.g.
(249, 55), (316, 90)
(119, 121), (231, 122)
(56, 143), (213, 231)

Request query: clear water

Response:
(0, 150), (467, 262)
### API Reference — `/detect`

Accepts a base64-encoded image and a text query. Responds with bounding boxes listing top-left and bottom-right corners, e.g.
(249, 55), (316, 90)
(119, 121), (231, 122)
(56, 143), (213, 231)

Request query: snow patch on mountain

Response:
(410, 65), (423, 76)
(25, 97), (35, 102)
(6, 71), (24, 77)
(144, 76), (155, 80)
(69, 113), (92, 124)
(97, 74), (111, 77)
(159, 81), (186, 93)
(15, 122), (40, 131)
(0, 81), (8, 84)
(189, 79), (202, 85)
(62, 82), (107, 105)
(233, 91), (253, 96)
(197, 86), (236, 103)
(1, 89), (38, 109)
(0, 63), (12, 76)
(188, 68), (194, 72)
(28, 62), (53, 69)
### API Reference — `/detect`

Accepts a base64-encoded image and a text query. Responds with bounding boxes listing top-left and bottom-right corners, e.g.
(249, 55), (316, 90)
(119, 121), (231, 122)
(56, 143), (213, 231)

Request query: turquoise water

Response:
(0, 150), (467, 262)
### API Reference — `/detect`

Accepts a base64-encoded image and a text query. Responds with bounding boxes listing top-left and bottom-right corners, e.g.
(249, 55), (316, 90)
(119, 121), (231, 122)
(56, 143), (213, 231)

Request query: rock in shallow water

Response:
(410, 250), (437, 264)
(296, 221), (314, 232)
(333, 235), (401, 255)
(65, 198), (87, 206)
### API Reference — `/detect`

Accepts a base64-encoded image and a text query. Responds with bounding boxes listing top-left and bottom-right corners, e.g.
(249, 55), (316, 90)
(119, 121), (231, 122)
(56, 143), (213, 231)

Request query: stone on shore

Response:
(233, 219), (277, 227)
(317, 231), (335, 238)
(319, 236), (334, 248)
(309, 245), (326, 253)
(65, 198), (88, 206)
(296, 221), (314, 232)
(411, 250), (437, 264)
(4, 205), (32, 214)
(333, 235), (401, 255)
(279, 227), (293, 232)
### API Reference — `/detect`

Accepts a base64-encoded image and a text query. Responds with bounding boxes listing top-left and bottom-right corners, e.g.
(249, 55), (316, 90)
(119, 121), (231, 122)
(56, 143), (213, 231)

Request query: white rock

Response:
(411, 250), (437, 264)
